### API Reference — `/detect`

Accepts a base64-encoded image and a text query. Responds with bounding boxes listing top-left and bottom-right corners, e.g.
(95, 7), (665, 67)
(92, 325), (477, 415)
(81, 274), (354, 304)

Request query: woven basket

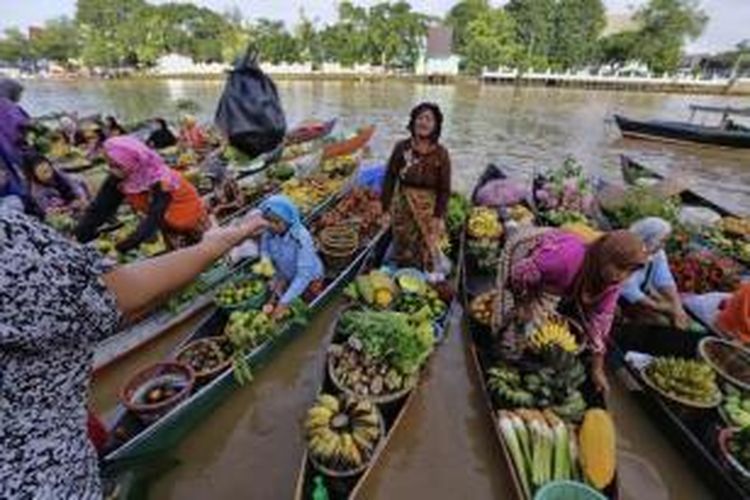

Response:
(121, 362), (194, 423)
(175, 337), (233, 383)
(319, 225), (359, 271)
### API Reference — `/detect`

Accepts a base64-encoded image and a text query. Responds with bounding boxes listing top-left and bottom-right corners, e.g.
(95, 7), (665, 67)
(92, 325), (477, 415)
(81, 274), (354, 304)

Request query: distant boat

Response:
(614, 104), (750, 149)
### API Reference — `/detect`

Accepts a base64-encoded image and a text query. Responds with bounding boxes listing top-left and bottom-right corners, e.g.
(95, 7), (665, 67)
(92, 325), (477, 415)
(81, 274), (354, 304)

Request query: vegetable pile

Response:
(468, 207), (503, 239)
(722, 384), (750, 428)
(470, 292), (496, 326)
(670, 250), (741, 293)
(607, 185), (680, 228)
(644, 357), (719, 406)
(344, 270), (397, 309)
(305, 394), (381, 472)
(321, 155), (357, 177)
(215, 278), (266, 308)
(225, 310), (275, 384)
(329, 309), (435, 397)
(446, 193), (470, 236)
(728, 427), (750, 472)
(314, 187), (383, 242)
(177, 339), (229, 378)
(281, 174), (347, 215)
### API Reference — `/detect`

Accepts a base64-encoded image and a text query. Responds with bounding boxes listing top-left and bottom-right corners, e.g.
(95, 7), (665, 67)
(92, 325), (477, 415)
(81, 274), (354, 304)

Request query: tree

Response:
(598, 31), (639, 68)
(463, 8), (520, 74)
(506, 0), (556, 68)
(552, 0), (606, 69)
(445, 0), (491, 56)
(366, 2), (429, 68)
(250, 19), (299, 64)
(295, 10), (320, 64)
(76, 0), (145, 66)
(633, 0), (708, 73)
(0, 28), (31, 63)
(30, 17), (80, 63)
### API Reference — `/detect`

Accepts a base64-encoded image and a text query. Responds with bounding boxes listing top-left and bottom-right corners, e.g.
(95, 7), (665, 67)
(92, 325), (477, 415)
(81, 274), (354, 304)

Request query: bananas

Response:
(529, 320), (578, 353)
(305, 393), (381, 471)
(251, 257), (275, 278)
(645, 357), (719, 405)
(468, 207), (503, 239)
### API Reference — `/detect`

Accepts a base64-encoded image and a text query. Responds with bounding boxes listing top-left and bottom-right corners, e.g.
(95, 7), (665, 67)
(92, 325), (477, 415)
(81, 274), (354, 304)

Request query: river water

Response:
(25, 79), (749, 499)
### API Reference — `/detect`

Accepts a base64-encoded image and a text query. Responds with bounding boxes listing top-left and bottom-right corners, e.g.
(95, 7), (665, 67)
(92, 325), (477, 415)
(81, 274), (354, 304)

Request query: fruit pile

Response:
(321, 155), (357, 177)
(392, 287), (446, 321)
(702, 227), (750, 263)
(225, 310), (275, 351)
(251, 258), (275, 278)
(305, 394), (382, 472)
(644, 357), (719, 405)
(314, 188), (383, 241)
(507, 204), (535, 225)
(344, 270), (397, 309)
(722, 384), (750, 427)
(141, 382), (182, 405)
(487, 347), (588, 421)
(670, 250), (742, 293)
(470, 292), (497, 326)
(529, 319), (578, 353)
(468, 207), (503, 239)
(721, 217), (750, 238)
(728, 427), (750, 472)
(446, 193), (470, 236)
(215, 278), (266, 308)
(177, 339), (229, 378)
(281, 175), (347, 215)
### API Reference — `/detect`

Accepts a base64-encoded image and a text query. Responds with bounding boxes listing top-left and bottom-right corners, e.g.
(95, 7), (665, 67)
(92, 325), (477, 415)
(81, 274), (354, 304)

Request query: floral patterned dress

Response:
(0, 208), (121, 499)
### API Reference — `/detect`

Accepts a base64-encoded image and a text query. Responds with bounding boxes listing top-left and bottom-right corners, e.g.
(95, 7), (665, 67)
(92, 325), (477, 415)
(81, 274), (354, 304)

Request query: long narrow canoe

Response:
(614, 114), (750, 149)
(323, 126), (376, 160)
(103, 207), (389, 465)
(462, 164), (618, 500)
(286, 118), (337, 145)
(293, 235), (465, 500)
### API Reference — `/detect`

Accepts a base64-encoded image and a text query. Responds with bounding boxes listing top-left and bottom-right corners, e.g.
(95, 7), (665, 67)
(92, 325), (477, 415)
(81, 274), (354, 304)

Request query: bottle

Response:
(312, 476), (329, 500)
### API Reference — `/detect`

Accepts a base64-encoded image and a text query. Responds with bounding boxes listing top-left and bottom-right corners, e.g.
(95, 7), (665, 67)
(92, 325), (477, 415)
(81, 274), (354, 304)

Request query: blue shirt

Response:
(621, 250), (676, 304)
(260, 227), (324, 305)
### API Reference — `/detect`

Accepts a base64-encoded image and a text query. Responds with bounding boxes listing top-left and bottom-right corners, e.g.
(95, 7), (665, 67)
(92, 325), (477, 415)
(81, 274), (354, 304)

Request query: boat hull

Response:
(614, 114), (750, 149)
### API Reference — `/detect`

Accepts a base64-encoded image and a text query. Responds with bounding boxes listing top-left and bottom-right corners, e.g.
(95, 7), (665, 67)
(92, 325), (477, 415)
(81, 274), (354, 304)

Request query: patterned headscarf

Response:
(629, 217), (672, 254)
(260, 194), (303, 239)
(574, 229), (648, 308)
(103, 136), (179, 194)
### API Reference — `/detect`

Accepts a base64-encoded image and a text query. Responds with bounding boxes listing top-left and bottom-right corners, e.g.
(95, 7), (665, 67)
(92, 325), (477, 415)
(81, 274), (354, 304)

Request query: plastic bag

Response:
(475, 178), (527, 207)
(215, 49), (286, 158)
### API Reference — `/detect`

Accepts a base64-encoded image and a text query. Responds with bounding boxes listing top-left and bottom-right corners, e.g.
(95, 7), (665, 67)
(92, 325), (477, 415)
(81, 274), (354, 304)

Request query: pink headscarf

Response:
(103, 136), (180, 194)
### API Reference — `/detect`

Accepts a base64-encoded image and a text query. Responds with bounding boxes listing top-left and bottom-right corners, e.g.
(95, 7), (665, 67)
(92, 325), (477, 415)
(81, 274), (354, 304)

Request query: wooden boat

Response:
(103, 199), (389, 465)
(462, 165), (618, 500)
(614, 108), (750, 149)
(293, 236), (465, 500)
(286, 118), (337, 145)
(322, 126), (376, 160)
(620, 154), (734, 217)
(93, 161), (349, 373)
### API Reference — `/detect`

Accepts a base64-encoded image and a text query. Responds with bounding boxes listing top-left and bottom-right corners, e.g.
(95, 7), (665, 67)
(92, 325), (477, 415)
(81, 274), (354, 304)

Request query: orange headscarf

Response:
(718, 283), (750, 342)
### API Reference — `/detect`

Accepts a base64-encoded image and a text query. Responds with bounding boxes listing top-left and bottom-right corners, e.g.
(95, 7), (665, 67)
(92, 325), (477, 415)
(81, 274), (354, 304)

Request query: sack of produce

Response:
(475, 179), (527, 208)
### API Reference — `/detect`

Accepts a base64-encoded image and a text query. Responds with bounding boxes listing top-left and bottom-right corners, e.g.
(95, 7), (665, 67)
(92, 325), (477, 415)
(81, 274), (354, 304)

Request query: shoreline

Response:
(20, 72), (750, 96)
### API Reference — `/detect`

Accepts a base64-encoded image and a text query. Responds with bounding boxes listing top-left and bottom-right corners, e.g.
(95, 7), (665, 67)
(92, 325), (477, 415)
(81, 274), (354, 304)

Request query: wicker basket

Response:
(120, 362), (195, 423)
(175, 337), (233, 383)
(319, 225), (359, 271)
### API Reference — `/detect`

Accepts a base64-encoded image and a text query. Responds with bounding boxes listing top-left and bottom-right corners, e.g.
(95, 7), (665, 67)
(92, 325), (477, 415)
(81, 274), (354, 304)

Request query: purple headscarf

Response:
(0, 98), (31, 200)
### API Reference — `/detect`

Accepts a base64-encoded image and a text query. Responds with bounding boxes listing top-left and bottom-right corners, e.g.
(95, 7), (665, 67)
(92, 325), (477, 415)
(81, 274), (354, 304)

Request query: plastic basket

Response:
(533, 481), (608, 500)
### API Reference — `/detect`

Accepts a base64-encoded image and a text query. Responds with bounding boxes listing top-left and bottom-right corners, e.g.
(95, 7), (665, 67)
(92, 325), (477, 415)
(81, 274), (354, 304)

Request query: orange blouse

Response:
(126, 173), (206, 232)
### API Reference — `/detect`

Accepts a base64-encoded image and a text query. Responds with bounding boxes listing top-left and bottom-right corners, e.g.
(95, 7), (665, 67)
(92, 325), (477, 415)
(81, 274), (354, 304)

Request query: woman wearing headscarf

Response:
(146, 118), (178, 150)
(381, 102), (451, 271)
(22, 152), (90, 215)
(0, 94), (39, 215)
(259, 195), (324, 319)
(0, 204), (268, 500)
(179, 115), (207, 151)
(493, 227), (648, 394)
(104, 115), (127, 137)
(621, 217), (690, 329)
(75, 136), (208, 252)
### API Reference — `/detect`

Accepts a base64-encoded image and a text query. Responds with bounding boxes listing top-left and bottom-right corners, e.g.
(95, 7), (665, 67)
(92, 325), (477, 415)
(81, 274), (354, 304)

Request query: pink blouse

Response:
(510, 230), (619, 354)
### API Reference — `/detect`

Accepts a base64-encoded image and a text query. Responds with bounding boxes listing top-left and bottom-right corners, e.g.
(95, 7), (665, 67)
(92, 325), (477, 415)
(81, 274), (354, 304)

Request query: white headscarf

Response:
(629, 217), (672, 254)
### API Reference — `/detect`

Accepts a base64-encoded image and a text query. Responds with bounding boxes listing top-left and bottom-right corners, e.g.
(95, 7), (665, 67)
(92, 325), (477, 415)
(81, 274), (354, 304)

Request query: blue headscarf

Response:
(629, 217), (672, 254)
(260, 194), (303, 239)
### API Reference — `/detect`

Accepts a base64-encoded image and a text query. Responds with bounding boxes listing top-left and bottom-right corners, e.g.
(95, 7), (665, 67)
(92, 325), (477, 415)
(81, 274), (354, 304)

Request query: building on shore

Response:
(415, 26), (460, 78)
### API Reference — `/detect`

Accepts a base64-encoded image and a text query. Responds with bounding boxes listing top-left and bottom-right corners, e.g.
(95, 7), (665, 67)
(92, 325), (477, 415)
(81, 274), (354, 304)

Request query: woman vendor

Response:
(75, 136), (208, 252)
(0, 203), (268, 499)
(493, 228), (648, 394)
(105, 115), (127, 137)
(23, 153), (90, 215)
(381, 102), (451, 271)
(147, 118), (178, 150)
(259, 195), (324, 319)
(621, 217), (690, 329)
(0, 90), (40, 215)
(179, 115), (208, 151)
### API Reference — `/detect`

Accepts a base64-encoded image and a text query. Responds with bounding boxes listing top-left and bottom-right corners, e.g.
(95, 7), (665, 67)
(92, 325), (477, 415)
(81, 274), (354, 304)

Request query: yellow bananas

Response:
(529, 320), (578, 353)
(468, 207), (503, 239)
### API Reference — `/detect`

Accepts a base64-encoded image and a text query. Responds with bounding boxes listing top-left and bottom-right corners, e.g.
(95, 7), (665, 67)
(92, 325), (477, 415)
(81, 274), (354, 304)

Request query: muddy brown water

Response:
(26, 79), (746, 499)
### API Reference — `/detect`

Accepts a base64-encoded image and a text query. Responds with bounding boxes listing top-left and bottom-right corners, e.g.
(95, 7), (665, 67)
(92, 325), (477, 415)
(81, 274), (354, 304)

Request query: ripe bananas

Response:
(529, 320), (578, 353)
(305, 394), (381, 471)
(468, 207), (503, 239)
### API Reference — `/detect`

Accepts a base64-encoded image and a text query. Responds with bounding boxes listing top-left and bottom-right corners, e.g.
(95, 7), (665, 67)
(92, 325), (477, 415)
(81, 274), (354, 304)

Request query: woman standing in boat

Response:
(381, 102), (451, 271)
(620, 217), (690, 329)
(259, 195), (324, 320)
(75, 136), (208, 252)
(0, 205), (268, 499)
(493, 228), (647, 394)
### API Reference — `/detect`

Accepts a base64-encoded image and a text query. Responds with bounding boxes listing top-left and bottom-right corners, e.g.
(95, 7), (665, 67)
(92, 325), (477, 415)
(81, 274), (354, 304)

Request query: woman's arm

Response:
(103, 215), (268, 318)
(116, 184), (171, 253)
(381, 141), (404, 212)
(433, 148), (451, 218)
(75, 175), (124, 243)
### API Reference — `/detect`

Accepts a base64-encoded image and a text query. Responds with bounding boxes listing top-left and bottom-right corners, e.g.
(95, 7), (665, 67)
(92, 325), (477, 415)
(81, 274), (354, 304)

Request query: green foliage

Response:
(506, 0), (557, 66)
(551, 0), (606, 69)
(463, 9), (520, 74)
(445, 0), (491, 56)
(0, 28), (32, 63)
